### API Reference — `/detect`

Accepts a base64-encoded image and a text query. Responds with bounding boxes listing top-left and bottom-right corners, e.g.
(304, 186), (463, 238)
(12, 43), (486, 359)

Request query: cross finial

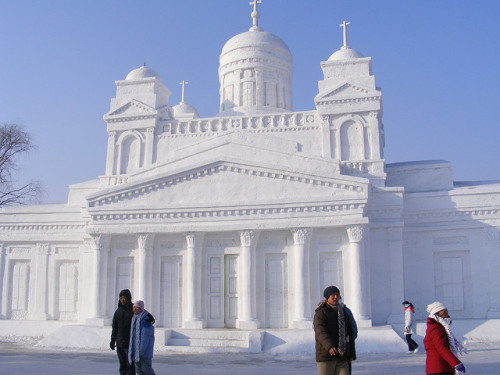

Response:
(179, 80), (189, 103)
(249, 0), (262, 31)
(339, 20), (351, 49)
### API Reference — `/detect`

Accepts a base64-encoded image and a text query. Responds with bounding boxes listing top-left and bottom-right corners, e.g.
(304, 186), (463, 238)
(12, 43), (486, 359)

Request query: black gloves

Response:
(110, 340), (116, 350)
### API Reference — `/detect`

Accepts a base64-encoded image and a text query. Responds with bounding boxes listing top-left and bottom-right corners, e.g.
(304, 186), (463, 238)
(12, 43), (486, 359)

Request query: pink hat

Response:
(133, 300), (144, 310)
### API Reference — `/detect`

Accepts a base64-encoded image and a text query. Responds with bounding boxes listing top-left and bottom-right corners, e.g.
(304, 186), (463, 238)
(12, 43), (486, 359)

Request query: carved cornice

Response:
(90, 201), (366, 223)
(316, 96), (381, 106)
(346, 225), (368, 243)
(0, 224), (86, 233)
(404, 207), (500, 223)
(88, 163), (365, 208)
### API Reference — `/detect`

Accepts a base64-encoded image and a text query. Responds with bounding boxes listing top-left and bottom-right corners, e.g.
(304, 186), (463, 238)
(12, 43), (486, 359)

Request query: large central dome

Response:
(217, 4), (293, 117)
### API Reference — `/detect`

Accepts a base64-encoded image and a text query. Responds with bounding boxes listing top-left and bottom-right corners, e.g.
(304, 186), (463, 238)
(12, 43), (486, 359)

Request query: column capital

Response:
(387, 227), (403, 242)
(291, 228), (310, 245)
(239, 230), (255, 247)
(137, 233), (154, 250)
(485, 227), (500, 243)
(35, 243), (50, 255)
(185, 232), (204, 248)
(85, 234), (110, 252)
(346, 225), (368, 243)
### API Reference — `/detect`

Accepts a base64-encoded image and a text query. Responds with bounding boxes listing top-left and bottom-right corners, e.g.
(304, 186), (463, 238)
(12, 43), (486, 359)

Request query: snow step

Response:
(165, 329), (251, 352)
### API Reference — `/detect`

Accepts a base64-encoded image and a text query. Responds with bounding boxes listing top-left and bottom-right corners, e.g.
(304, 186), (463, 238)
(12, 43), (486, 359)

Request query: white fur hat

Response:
(427, 301), (446, 315)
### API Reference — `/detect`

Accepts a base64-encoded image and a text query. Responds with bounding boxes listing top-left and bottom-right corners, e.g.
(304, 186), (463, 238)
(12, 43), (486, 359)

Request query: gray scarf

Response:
(324, 300), (346, 355)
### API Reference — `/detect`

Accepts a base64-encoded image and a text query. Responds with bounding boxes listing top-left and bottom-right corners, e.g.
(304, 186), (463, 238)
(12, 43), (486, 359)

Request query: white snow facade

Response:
(1, 7), (500, 335)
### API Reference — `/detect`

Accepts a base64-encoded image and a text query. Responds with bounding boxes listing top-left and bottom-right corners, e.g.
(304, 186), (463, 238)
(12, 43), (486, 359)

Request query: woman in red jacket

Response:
(424, 301), (466, 375)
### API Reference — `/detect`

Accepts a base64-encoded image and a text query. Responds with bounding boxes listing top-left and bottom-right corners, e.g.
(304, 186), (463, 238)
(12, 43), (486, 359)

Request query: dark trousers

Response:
(405, 334), (419, 351)
(117, 346), (135, 375)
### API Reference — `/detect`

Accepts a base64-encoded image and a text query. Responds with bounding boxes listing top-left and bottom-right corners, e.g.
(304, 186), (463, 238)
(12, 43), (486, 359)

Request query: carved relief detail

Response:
(291, 228), (310, 245)
(137, 233), (154, 250)
(346, 225), (367, 243)
(35, 243), (50, 255)
(239, 230), (255, 247)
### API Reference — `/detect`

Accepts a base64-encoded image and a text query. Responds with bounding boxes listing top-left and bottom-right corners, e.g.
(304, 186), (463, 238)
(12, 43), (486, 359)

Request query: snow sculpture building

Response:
(1, 3), (499, 339)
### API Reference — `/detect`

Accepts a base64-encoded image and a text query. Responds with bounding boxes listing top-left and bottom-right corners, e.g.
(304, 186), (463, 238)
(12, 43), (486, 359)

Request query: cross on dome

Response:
(339, 20), (350, 49)
(249, 0), (263, 31)
(179, 80), (189, 103)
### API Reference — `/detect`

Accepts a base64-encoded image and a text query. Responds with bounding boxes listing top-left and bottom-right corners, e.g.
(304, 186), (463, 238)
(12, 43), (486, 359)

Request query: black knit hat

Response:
(119, 289), (132, 301)
(323, 286), (341, 300)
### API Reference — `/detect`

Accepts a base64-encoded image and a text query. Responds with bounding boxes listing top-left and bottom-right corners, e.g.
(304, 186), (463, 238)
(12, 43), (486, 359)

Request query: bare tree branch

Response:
(0, 123), (42, 207)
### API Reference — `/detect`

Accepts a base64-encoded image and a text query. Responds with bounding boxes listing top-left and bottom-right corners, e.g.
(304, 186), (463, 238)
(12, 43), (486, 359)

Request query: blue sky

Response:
(1, 1), (499, 204)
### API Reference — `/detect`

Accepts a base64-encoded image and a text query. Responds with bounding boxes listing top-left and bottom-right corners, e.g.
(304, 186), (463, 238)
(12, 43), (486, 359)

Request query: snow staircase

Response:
(164, 329), (261, 353)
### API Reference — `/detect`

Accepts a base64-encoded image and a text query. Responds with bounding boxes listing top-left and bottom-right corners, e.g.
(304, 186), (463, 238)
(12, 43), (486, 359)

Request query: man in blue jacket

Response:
(128, 300), (156, 375)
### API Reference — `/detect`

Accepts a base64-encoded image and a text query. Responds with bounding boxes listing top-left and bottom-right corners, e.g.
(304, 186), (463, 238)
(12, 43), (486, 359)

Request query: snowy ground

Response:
(0, 339), (499, 375)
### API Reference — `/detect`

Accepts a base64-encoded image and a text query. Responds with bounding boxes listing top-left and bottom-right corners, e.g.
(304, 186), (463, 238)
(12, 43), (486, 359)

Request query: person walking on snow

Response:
(424, 301), (467, 375)
(402, 300), (419, 354)
(314, 285), (356, 375)
(128, 300), (156, 375)
(110, 289), (135, 375)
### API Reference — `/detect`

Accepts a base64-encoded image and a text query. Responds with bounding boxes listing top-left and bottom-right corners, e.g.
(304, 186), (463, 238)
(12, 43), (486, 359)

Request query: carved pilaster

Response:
(485, 227), (500, 318)
(32, 243), (51, 320)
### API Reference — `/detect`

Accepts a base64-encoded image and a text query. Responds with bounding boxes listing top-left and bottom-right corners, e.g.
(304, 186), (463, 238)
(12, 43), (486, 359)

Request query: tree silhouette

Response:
(0, 123), (42, 207)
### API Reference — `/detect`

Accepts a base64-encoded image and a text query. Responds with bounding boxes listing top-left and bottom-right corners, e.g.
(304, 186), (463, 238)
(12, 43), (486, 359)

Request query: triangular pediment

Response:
(315, 82), (381, 103)
(88, 131), (368, 213)
(104, 99), (157, 120)
(88, 161), (367, 211)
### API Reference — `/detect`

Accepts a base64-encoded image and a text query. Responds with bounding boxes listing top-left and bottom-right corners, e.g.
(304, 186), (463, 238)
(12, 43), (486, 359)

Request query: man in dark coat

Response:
(313, 286), (356, 375)
(110, 289), (135, 375)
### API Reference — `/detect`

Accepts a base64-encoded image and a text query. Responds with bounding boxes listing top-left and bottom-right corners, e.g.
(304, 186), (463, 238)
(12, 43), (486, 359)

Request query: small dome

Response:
(172, 102), (199, 120)
(125, 66), (161, 81)
(328, 47), (364, 61)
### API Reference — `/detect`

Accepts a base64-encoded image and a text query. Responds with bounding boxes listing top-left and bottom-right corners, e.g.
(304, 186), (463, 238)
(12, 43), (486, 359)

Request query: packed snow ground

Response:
(0, 339), (499, 375)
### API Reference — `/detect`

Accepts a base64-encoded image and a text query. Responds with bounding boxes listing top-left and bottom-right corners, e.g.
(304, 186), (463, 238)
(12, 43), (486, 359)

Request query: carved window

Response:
(340, 120), (364, 160)
(120, 136), (140, 174)
(434, 253), (468, 311)
(57, 261), (78, 320)
(11, 261), (30, 316)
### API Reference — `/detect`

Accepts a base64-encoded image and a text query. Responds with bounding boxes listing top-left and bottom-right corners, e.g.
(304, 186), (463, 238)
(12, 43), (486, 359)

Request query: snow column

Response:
(31, 243), (49, 320)
(487, 227), (500, 318)
(145, 128), (154, 167)
(184, 232), (204, 328)
(346, 225), (372, 327)
(386, 227), (405, 324)
(88, 234), (109, 321)
(291, 228), (312, 328)
(0, 243), (5, 319)
(105, 131), (116, 175)
(137, 234), (154, 305)
(237, 230), (258, 329)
